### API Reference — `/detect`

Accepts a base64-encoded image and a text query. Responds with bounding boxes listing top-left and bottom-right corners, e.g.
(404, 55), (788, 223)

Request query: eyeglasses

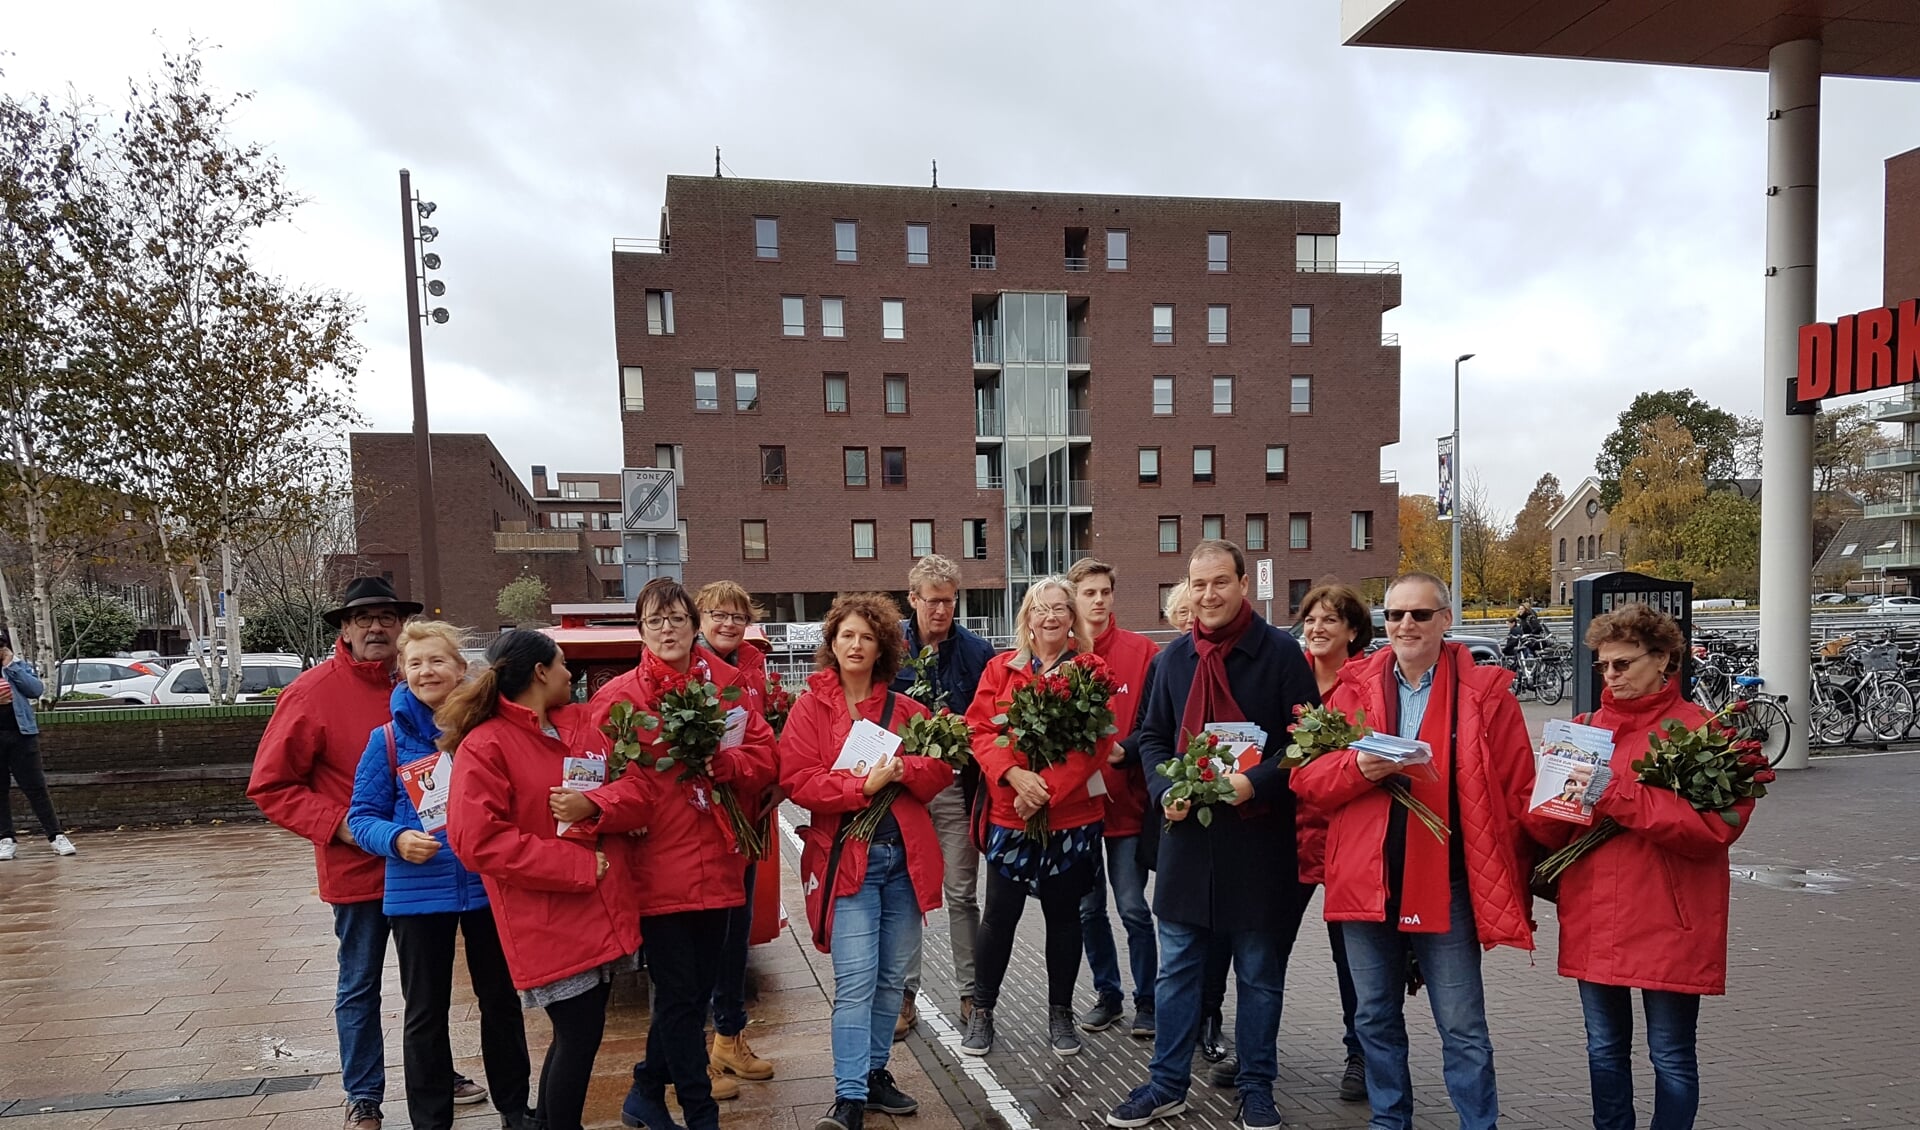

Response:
(702, 610), (750, 625)
(1030, 604), (1072, 620)
(642, 614), (692, 631)
(1383, 608), (1443, 623)
(915, 596), (956, 608)
(1593, 652), (1649, 675)
(348, 609), (402, 628)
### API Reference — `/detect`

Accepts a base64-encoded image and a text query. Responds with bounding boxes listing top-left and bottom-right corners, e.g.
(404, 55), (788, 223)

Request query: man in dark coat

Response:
(1106, 540), (1319, 1130)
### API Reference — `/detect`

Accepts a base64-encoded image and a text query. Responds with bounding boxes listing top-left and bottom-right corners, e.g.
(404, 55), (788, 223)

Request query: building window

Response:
(621, 365), (644, 411)
(1290, 513), (1311, 550)
(1151, 304), (1173, 344)
(693, 369), (719, 411)
(1296, 232), (1336, 272)
(1291, 375), (1312, 414)
(781, 295), (805, 336)
(822, 296), (845, 338)
(1138, 447), (1160, 484)
(835, 220), (858, 262)
(561, 480), (599, 499)
(1289, 578), (1311, 613)
(1264, 445), (1287, 482)
(964, 518), (988, 560)
(1193, 446), (1214, 484)
(843, 447), (868, 488)
(1351, 510), (1374, 551)
(1291, 305), (1312, 345)
(1558, 537), (1567, 563)
(1212, 376), (1234, 415)
(742, 520), (768, 561)
(551, 511), (585, 530)
(852, 520), (876, 560)
(1208, 304), (1227, 345)
(594, 546), (620, 565)
(645, 290), (675, 335)
(678, 518), (689, 561)
(906, 222), (929, 265)
(654, 443), (684, 486)
(604, 578), (625, 600)
(1158, 517), (1180, 555)
(882, 299), (905, 340)
(1246, 513), (1268, 551)
(1158, 583), (1176, 621)
(591, 510), (617, 530)
(1576, 538), (1585, 561)
(1152, 375), (1174, 416)
(1202, 514), (1224, 540)
(760, 445), (786, 487)
(1107, 229), (1129, 270)
(911, 519), (934, 558)
(755, 216), (779, 259)
(1207, 231), (1228, 272)
(733, 370), (759, 412)
(881, 447), (907, 488)
(884, 374), (910, 415)
(824, 373), (849, 414)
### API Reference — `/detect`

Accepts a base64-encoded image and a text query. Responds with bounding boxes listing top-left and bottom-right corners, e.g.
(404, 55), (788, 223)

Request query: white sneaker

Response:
(0, 838), (14, 861)
(50, 834), (76, 856)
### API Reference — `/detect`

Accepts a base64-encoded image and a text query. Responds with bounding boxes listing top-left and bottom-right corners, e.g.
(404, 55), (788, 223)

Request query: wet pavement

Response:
(3, 750), (1918, 1128)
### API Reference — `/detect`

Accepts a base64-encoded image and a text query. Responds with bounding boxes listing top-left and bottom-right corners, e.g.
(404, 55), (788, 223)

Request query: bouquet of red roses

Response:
(1283, 704), (1448, 841)
(992, 653), (1118, 843)
(602, 669), (764, 857)
(1155, 731), (1240, 828)
(1533, 701), (1772, 889)
(763, 671), (794, 738)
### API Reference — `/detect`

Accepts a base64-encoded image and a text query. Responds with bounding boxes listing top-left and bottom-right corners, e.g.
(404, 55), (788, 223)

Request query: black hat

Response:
(324, 576), (425, 628)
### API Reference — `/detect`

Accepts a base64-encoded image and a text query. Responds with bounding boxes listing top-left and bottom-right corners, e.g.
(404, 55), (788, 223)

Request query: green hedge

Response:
(35, 702), (278, 726)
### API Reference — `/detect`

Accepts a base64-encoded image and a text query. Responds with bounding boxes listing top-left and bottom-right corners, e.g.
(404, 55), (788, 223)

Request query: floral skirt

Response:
(984, 821), (1101, 893)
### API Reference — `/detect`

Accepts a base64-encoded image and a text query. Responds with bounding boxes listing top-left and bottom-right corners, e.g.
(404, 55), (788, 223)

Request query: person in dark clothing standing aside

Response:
(0, 632), (75, 861)
(1107, 540), (1319, 1130)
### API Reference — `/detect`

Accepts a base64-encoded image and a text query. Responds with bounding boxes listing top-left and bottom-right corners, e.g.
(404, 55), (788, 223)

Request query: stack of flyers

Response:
(556, 755), (607, 836)
(1350, 733), (1439, 781)
(1202, 721), (1269, 771)
(1529, 719), (1615, 825)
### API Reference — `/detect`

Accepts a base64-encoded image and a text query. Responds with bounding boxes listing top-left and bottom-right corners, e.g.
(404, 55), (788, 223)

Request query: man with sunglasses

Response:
(250, 577), (425, 1130)
(1291, 573), (1535, 1130)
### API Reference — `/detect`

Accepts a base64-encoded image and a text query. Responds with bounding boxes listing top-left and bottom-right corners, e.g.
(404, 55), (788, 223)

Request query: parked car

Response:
(54, 659), (162, 703)
(1813, 593), (1851, 604)
(1870, 595), (1920, 614)
(149, 654), (306, 704)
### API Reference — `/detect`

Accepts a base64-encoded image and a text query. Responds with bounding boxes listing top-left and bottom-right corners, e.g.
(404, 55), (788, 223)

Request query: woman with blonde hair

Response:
(960, 577), (1112, 1059)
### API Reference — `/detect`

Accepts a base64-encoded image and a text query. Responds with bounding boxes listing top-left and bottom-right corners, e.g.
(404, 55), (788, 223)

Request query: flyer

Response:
(1529, 719), (1616, 825)
(832, 719), (903, 777)
(1351, 732), (1439, 782)
(720, 706), (749, 751)
(398, 752), (451, 834)
(556, 754), (607, 836)
(1203, 721), (1269, 772)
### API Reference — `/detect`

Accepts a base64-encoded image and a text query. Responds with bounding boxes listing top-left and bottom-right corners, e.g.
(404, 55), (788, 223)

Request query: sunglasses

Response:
(1383, 607), (1444, 623)
(1593, 652), (1649, 675)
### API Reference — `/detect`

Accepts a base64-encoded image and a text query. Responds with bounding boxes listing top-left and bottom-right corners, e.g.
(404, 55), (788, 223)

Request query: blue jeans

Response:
(1146, 893), (1307, 1102)
(711, 861), (756, 1036)
(332, 899), (390, 1103)
(1578, 981), (1702, 1130)
(1341, 878), (1497, 1130)
(829, 842), (922, 1102)
(1079, 834), (1157, 1008)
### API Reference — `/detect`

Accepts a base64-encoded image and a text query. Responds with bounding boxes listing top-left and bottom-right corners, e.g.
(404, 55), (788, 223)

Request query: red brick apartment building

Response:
(612, 175), (1403, 632)
(348, 432), (623, 629)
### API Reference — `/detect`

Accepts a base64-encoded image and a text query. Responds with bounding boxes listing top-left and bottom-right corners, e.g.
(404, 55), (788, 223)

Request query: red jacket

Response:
(1296, 657), (1368, 886)
(1091, 621), (1159, 840)
(584, 648), (780, 917)
(1291, 645), (1536, 952)
(966, 652), (1110, 833)
(445, 700), (640, 991)
(712, 641), (770, 716)
(247, 639), (395, 904)
(779, 670), (950, 912)
(1525, 683), (1751, 995)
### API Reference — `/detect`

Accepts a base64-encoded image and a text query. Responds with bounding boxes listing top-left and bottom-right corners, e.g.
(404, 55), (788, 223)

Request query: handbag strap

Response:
(813, 691), (900, 948)
(383, 723), (399, 772)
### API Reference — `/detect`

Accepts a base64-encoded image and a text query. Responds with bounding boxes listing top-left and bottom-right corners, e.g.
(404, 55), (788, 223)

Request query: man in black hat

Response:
(249, 576), (423, 1130)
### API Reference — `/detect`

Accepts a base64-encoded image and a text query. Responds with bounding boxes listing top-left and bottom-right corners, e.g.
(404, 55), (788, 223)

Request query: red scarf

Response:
(1179, 599), (1254, 741)
(1382, 644), (1460, 934)
(639, 646), (711, 695)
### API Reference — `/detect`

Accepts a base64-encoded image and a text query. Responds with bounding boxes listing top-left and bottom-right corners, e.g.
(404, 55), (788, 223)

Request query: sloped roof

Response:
(1547, 477), (1604, 531)
(1814, 516), (1907, 576)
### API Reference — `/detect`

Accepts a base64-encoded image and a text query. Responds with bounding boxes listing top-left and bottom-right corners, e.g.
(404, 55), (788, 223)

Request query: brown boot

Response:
(706, 1054), (741, 1101)
(893, 990), (918, 1042)
(711, 1031), (775, 1080)
(960, 995), (975, 1025)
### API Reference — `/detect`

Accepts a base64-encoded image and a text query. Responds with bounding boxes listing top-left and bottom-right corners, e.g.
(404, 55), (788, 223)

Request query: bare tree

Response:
(1456, 473), (1507, 613)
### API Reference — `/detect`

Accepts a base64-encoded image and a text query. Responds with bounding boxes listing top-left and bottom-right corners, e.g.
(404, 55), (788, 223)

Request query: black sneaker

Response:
(960, 1006), (994, 1056)
(865, 1068), (918, 1116)
(1197, 1013), (1229, 1063)
(1106, 1084), (1188, 1128)
(1207, 1056), (1239, 1089)
(1129, 1004), (1156, 1039)
(1048, 1005), (1082, 1058)
(1238, 1088), (1282, 1130)
(1338, 1053), (1367, 1102)
(1077, 991), (1124, 1032)
(815, 1098), (864, 1130)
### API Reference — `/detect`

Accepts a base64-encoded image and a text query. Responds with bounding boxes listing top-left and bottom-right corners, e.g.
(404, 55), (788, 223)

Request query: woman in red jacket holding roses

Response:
(442, 630), (637, 1130)
(961, 576), (1112, 1061)
(1526, 604), (1755, 1130)
(780, 592), (952, 1130)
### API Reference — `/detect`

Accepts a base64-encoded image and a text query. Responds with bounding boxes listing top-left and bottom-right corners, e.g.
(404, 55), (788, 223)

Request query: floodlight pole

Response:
(1451, 353), (1474, 623)
(401, 168), (442, 616)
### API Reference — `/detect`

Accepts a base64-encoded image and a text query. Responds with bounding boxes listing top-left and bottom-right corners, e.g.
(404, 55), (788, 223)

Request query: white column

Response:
(1760, 39), (1819, 770)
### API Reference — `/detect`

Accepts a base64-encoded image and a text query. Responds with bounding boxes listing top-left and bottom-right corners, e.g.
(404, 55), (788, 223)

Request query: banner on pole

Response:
(1436, 436), (1456, 522)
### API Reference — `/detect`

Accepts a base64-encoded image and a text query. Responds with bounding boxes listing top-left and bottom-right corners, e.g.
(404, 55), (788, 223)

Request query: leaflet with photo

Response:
(1204, 721), (1269, 772)
(1529, 719), (1616, 825)
(832, 719), (903, 777)
(398, 752), (452, 834)
(720, 706), (749, 751)
(555, 754), (607, 836)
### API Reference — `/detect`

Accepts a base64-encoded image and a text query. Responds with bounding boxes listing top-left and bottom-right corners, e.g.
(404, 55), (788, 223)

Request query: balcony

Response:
(1869, 396), (1920, 423)
(976, 408), (1001, 437)
(1068, 336), (1090, 367)
(971, 254), (997, 270)
(1064, 256), (1089, 272)
(1381, 333), (1400, 347)
(1066, 408), (1091, 436)
(612, 237), (669, 254)
(976, 474), (1004, 491)
(1866, 499), (1920, 520)
(973, 331), (1002, 368)
(1865, 448), (1920, 471)
(1019, 480), (1093, 507)
(495, 531), (579, 553)
(1295, 260), (1401, 274)
(1865, 547), (1920, 570)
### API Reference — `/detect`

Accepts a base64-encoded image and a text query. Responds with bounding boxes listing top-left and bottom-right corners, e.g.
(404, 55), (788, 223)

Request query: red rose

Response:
(1206, 733), (1221, 747)
(1752, 769), (1777, 784)
(1200, 765), (1216, 782)
(1725, 700), (1751, 714)
(1293, 703), (1306, 717)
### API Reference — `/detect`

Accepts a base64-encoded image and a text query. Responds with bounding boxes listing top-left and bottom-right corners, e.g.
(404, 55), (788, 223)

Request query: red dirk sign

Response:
(1795, 299), (1920, 405)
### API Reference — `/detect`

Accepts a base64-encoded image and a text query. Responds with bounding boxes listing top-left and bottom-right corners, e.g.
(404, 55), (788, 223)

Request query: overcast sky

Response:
(8, 1), (1918, 518)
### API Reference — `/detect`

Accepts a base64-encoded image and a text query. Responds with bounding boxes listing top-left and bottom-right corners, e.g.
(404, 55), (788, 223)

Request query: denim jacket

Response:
(3, 660), (44, 735)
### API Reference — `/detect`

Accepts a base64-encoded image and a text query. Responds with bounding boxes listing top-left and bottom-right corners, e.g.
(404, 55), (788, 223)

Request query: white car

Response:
(149, 654), (306, 704)
(54, 658), (163, 703)
(1869, 595), (1920, 614)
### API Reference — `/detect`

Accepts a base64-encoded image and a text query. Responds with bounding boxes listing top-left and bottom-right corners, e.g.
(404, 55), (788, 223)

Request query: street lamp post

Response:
(1451, 353), (1474, 623)
(399, 169), (450, 616)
